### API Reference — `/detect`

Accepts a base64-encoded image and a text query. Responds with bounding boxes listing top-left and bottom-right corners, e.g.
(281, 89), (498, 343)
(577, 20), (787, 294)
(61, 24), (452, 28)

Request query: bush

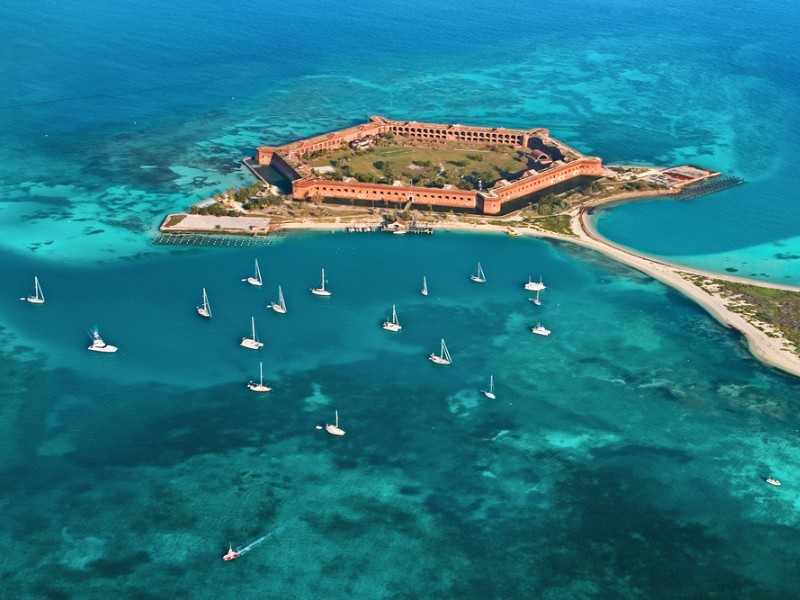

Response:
(467, 153), (483, 161)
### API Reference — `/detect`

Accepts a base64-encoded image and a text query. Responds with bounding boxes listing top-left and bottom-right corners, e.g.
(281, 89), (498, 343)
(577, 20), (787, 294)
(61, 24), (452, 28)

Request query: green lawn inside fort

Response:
(305, 137), (531, 190)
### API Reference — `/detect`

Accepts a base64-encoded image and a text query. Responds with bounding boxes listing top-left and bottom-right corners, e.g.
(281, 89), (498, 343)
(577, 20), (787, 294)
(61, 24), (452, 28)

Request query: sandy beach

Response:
(163, 202), (800, 378)
(433, 213), (800, 378)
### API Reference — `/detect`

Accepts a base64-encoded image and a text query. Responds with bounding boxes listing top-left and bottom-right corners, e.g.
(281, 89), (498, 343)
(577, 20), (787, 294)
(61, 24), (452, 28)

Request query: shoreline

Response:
(160, 192), (800, 378)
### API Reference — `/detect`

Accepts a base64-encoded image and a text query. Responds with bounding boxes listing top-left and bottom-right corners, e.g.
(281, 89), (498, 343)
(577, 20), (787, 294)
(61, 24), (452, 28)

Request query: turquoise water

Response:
(2, 0), (800, 597)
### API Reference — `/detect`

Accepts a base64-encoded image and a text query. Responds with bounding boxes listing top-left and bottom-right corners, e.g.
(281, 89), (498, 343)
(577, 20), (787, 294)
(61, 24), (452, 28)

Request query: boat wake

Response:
(236, 526), (285, 556)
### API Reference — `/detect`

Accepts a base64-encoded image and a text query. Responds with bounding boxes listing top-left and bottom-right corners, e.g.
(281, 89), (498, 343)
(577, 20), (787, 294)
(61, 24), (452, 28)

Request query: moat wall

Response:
(255, 116), (603, 215)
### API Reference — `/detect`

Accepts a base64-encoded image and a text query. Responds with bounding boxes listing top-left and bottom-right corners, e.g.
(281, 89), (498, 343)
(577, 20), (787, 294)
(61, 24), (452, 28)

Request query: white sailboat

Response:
(88, 327), (118, 353)
(531, 323), (551, 337)
(243, 259), (263, 287)
(26, 276), (45, 304)
(429, 338), (452, 365)
(310, 268), (331, 296)
(529, 289), (542, 306)
(240, 316), (264, 349)
(268, 285), (287, 314)
(247, 361), (272, 392)
(470, 262), (486, 283)
(382, 304), (402, 331)
(524, 275), (546, 292)
(481, 375), (496, 400)
(421, 276), (428, 296)
(325, 410), (345, 436)
(197, 287), (211, 318)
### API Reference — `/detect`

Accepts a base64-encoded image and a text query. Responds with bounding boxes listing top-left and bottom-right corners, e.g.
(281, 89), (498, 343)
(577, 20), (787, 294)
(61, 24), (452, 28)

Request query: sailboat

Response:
(310, 268), (331, 296)
(382, 304), (402, 331)
(240, 316), (264, 349)
(197, 287), (211, 318)
(524, 275), (546, 291)
(243, 259), (263, 287)
(531, 323), (551, 337)
(429, 338), (452, 365)
(421, 276), (428, 296)
(247, 361), (272, 392)
(223, 544), (239, 561)
(481, 375), (496, 400)
(268, 285), (287, 314)
(325, 410), (345, 436)
(26, 276), (45, 304)
(470, 262), (486, 283)
(529, 289), (542, 306)
(87, 327), (118, 353)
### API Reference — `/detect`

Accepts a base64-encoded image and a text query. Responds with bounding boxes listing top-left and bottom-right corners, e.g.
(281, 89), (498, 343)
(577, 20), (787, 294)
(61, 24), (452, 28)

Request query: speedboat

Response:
(765, 477), (782, 487)
(223, 544), (239, 561)
(88, 329), (118, 353)
(531, 323), (551, 337)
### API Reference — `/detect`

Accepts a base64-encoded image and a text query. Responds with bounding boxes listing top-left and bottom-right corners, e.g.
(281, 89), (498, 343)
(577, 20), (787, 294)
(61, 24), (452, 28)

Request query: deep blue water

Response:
(2, 1), (800, 598)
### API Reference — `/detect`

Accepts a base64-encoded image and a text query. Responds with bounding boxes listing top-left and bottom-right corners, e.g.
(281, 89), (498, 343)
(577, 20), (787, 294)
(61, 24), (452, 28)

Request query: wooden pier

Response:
(677, 176), (744, 200)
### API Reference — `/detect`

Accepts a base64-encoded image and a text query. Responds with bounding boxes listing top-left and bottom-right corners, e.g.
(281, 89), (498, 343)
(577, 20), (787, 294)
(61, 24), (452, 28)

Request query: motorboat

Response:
(531, 323), (551, 337)
(88, 328), (118, 353)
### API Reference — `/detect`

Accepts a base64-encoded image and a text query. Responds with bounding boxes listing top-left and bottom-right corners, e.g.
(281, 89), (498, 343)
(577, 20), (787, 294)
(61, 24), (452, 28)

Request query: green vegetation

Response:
(189, 202), (238, 217)
(689, 277), (800, 353)
(306, 136), (529, 190)
(532, 214), (574, 236)
(164, 214), (187, 227)
(231, 183), (263, 203)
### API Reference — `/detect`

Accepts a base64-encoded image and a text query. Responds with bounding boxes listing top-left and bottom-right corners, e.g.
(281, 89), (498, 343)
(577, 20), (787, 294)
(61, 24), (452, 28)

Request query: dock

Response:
(677, 176), (744, 200)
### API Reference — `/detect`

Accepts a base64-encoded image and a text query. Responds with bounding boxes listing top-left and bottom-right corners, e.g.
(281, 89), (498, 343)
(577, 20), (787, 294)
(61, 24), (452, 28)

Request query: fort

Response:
(252, 116), (604, 215)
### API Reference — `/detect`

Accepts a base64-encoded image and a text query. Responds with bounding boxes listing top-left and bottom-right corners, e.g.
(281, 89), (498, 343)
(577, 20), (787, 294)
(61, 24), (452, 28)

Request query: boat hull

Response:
(269, 303), (287, 313)
(382, 322), (402, 331)
(470, 276), (486, 283)
(247, 383), (272, 392)
(310, 288), (331, 296)
(197, 307), (210, 318)
(26, 297), (45, 304)
(429, 354), (451, 365)
(531, 327), (551, 337)
(482, 391), (496, 400)
(246, 277), (262, 287)
(325, 425), (345, 436)
(88, 344), (118, 353)
(241, 338), (264, 349)
(524, 283), (545, 291)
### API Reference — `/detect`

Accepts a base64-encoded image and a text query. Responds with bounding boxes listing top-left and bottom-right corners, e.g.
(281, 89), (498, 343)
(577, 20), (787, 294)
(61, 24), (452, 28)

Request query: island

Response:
(159, 116), (800, 377)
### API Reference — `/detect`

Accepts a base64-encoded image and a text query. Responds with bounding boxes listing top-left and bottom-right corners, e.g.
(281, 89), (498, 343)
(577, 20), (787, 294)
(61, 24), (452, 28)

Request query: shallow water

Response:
(2, 0), (800, 597)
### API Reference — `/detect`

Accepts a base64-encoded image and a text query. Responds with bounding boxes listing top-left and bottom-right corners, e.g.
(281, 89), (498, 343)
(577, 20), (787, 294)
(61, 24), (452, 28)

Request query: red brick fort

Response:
(255, 116), (603, 215)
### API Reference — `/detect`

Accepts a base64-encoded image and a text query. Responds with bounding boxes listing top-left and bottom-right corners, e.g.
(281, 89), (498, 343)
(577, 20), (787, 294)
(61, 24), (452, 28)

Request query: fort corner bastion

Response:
(253, 116), (603, 215)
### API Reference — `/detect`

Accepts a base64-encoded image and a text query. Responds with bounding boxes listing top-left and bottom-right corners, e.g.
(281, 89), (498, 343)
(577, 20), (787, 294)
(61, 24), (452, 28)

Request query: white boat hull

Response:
(470, 276), (486, 283)
(429, 354), (451, 365)
(269, 303), (287, 314)
(197, 307), (210, 318)
(531, 327), (551, 337)
(27, 297), (45, 304)
(325, 425), (345, 436)
(88, 344), (118, 353)
(246, 277), (262, 287)
(524, 283), (545, 291)
(247, 383), (272, 392)
(241, 338), (264, 349)
(530, 298), (541, 306)
(483, 391), (496, 400)
(311, 288), (331, 296)
(382, 322), (402, 332)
